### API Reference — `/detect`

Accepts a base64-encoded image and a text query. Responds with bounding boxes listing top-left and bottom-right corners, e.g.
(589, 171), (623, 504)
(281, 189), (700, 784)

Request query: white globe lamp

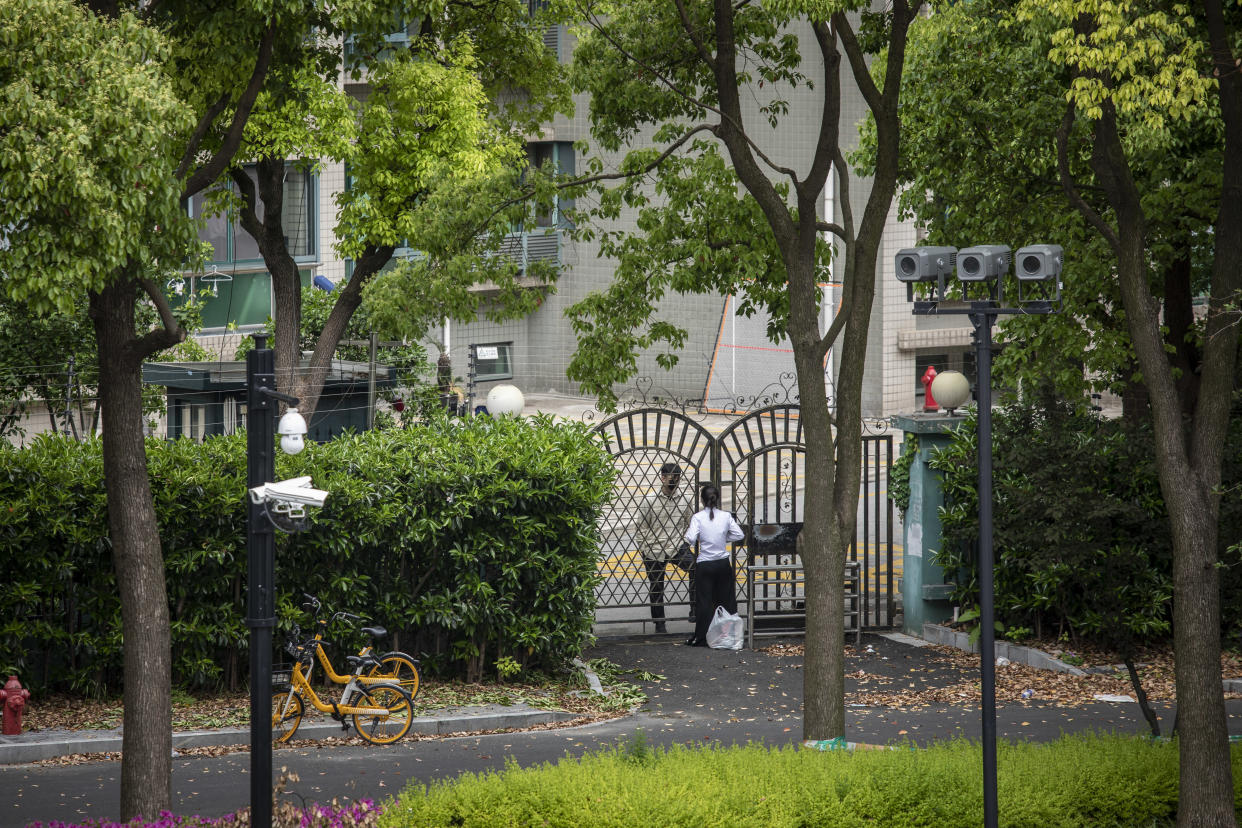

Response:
(486, 384), (525, 417)
(930, 370), (971, 414)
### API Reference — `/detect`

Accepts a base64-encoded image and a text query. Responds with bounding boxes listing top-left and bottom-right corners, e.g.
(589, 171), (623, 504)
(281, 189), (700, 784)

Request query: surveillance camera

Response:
(895, 246), (957, 282)
(1015, 244), (1063, 281)
(249, 476), (329, 510)
(956, 245), (1011, 281)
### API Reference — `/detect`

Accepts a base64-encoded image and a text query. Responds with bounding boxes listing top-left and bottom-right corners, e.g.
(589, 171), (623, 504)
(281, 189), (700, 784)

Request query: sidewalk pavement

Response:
(5, 630), (1237, 767)
(0, 704), (579, 765)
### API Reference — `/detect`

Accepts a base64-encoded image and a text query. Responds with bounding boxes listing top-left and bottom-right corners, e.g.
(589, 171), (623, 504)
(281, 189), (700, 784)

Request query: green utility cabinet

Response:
(892, 414), (967, 636)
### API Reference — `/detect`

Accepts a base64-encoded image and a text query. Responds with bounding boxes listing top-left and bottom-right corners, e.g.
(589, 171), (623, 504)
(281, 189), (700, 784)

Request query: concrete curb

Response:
(922, 623), (1089, 676)
(0, 705), (581, 765)
(923, 624), (1242, 695)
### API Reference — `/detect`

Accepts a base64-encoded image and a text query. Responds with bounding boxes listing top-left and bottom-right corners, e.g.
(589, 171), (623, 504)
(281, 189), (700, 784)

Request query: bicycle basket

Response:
(272, 663), (293, 692)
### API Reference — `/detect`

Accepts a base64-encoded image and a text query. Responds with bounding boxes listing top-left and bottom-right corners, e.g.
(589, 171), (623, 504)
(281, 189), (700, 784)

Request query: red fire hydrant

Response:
(1, 675), (30, 735)
(921, 365), (940, 411)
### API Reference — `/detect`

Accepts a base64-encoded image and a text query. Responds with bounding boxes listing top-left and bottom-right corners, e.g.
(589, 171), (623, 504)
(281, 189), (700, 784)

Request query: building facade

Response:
(181, 20), (974, 421)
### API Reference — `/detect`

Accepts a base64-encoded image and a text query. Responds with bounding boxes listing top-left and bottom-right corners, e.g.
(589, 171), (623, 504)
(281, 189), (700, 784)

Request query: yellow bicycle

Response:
(272, 634), (413, 745)
(299, 594), (421, 700)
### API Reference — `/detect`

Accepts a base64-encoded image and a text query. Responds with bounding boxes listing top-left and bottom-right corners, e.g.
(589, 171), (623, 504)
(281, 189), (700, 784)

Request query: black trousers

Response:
(644, 557), (697, 621)
(692, 558), (737, 643)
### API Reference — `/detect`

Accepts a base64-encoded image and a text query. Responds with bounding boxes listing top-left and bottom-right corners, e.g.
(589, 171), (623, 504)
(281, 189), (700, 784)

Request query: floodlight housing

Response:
(956, 245), (1011, 282)
(1015, 244), (1063, 281)
(895, 246), (957, 282)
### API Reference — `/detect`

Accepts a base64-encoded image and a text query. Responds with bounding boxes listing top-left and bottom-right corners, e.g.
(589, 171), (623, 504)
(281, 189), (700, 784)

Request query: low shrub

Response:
(927, 398), (1242, 643)
(379, 734), (1242, 827)
(0, 414), (614, 693)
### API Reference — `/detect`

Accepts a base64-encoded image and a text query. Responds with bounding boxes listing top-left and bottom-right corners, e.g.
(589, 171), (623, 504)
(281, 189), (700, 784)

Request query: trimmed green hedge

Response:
(0, 415), (614, 693)
(379, 734), (1242, 827)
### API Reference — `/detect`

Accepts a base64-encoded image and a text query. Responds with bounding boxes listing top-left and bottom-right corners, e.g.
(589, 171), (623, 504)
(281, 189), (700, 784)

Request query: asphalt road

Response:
(5, 633), (1239, 828)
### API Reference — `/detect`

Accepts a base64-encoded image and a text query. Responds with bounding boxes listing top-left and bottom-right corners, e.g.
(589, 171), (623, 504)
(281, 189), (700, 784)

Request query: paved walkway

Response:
(5, 632), (1242, 827)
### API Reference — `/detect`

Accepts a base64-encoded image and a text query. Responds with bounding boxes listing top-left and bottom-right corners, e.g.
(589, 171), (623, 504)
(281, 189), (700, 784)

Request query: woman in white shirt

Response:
(682, 483), (744, 646)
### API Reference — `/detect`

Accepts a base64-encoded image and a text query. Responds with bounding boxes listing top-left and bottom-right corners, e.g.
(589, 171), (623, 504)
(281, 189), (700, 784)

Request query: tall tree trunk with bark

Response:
(89, 279), (174, 821)
(234, 159), (301, 392)
(1055, 5), (1241, 813)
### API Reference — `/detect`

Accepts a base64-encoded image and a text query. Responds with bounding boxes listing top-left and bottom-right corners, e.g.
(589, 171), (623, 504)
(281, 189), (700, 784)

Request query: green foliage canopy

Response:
(0, 0), (199, 315)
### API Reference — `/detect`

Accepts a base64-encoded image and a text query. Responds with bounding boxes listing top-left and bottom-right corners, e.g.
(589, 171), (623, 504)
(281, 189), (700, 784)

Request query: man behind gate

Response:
(633, 461), (697, 633)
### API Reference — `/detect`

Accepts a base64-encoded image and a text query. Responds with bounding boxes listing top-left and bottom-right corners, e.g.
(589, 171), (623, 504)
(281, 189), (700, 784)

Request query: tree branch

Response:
(132, 277), (185, 361)
(833, 148), (856, 246)
(176, 93), (230, 182)
(181, 19), (278, 199)
(139, 277), (181, 339)
(814, 220), (847, 240)
(671, 0), (716, 72)
(573, 0), (798, 181)
(834, 13), (882, 114)
(804, 20), (840, 196)
(568, 124), (718, 189)
(1056, 103), (1120, 252)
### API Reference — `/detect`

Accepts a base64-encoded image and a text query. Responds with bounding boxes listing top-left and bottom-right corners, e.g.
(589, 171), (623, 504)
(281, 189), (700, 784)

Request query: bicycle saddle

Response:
(346, 654), (380, 670)
(361, 626), (387, 639)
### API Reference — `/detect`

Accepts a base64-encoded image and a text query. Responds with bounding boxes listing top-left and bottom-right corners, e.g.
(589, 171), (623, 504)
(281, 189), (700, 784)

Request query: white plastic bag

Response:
(705, 606), (744, 650)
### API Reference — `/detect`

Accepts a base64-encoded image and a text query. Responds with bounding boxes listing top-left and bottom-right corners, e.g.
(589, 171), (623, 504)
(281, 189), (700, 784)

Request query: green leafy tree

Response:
(565, 0), (922, 740)
(868, 0), (1219, 418)
(0, 295), (208, 443)
(0, 298), (98, 441)
(229, 2), (571, 420)
(1014, 0), (1242, 822)
(0, 0), (292, 817)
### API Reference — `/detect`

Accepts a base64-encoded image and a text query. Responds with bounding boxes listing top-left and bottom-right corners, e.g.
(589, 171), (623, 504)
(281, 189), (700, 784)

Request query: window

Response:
(474, 343), (514, 381)
(173, 400), (209, 441)
(527, 0), (562, 61)
(344, 17), (417, 66)
(187, 165), (316, 266)
(178, 269), (313, 332)
(526, 142), (575, 229)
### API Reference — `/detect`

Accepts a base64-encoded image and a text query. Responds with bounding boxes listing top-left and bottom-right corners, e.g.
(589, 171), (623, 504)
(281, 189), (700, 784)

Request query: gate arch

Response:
(592, 409), (715, 629)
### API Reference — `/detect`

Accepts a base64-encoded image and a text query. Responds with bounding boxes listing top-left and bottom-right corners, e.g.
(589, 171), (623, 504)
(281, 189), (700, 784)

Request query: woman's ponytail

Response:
(700, 484), (720, 520)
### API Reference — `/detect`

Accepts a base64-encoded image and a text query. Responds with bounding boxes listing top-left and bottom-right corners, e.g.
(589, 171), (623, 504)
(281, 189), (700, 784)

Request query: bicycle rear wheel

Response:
(272, 691), (304, 743)
(350, 684), (412, 745)
(369, 651), (421, 701)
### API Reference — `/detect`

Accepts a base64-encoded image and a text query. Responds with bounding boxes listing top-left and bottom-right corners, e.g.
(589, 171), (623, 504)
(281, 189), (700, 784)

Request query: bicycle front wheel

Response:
(272, 691), (304, 743)
(369, 651), (421, 701)
(350, 684), (413, 745)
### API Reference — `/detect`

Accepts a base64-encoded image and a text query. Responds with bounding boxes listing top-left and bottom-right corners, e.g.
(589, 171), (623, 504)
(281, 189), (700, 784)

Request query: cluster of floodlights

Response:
(894, 244), (1063, 312)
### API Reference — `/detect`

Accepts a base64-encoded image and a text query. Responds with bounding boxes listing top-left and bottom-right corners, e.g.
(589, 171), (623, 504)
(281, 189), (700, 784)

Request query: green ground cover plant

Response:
(0, 414), (614, 694)
(378, 734), (1242, 827)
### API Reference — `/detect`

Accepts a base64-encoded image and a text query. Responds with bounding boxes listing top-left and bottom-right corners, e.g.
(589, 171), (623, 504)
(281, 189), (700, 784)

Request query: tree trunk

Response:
(234, 160), (302, 397)
(291, 245), (393, 418)
(239, 147), (397, 420)
(792, 258), (844, 740)
(1086, 92), (1237, 827)
(89, 280), (173, 821)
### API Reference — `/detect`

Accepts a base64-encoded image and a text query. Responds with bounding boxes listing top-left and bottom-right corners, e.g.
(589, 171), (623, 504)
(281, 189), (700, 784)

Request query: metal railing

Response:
(745, 559), (861, 648)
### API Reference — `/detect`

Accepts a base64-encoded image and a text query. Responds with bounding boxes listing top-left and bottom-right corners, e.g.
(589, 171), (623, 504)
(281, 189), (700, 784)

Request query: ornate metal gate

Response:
(592, 408), (715, 629)
(592, 405), (896, 634)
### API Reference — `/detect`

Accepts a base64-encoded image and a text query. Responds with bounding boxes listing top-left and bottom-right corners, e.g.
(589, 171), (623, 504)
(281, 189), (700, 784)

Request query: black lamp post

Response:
(245, 334), (304, 828)
(896, 244), (1062, 828)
